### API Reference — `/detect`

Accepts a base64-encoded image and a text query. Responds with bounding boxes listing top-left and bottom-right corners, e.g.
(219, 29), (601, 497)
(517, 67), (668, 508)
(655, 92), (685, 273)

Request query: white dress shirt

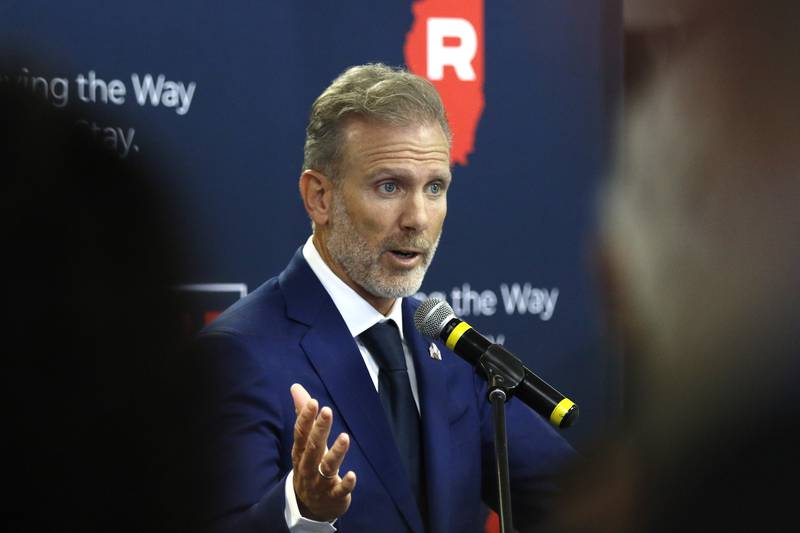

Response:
(284, 236), (421, 532)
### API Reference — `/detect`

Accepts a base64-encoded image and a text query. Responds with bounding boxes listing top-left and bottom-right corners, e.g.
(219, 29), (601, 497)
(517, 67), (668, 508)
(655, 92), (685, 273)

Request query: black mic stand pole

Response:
(480, 344), (526, 533)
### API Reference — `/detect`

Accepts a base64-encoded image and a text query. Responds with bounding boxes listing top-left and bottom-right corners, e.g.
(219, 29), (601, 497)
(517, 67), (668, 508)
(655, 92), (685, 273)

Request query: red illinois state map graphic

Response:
(404, 0), (485, 166)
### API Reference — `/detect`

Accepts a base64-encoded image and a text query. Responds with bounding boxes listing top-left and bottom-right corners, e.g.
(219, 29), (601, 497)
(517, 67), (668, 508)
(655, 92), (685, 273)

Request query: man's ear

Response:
(299, 169), (334, 227)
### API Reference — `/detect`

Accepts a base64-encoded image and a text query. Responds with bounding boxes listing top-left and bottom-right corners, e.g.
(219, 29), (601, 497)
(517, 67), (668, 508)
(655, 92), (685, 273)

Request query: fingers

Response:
(298, 406), (334, 476)
(330, 471), (357, 499)
(291, 396), (318, 467)
(319, 432), (350, 478)
(291, 383), (312, 415)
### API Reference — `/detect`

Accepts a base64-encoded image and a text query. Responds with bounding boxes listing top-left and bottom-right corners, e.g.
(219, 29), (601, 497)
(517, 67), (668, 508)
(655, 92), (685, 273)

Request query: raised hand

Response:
(290, 383), (357, 522)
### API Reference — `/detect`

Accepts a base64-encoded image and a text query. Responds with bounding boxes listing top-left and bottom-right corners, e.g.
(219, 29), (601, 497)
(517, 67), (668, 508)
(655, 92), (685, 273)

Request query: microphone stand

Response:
(480, 344), (525, 533)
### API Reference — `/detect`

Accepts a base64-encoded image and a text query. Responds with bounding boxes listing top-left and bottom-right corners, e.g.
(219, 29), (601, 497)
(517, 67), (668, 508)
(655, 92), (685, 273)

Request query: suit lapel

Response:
(279, 249), (425, 533)
(403, 299), (452, 533)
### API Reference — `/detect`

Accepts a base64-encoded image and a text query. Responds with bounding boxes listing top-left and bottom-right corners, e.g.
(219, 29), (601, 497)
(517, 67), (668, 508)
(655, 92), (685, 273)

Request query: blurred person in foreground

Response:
(1, 75), (197, 532)
(542, 1), (800, 532)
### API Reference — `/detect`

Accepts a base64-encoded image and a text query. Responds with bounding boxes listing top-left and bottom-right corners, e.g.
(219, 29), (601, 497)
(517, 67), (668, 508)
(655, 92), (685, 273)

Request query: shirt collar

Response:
(302, 236), (404, 340)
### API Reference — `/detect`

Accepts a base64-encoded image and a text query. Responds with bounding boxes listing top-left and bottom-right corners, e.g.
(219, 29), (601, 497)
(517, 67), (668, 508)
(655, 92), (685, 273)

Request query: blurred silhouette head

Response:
(542, 4), (800, 533)
(1, 66), (188, 531)
(601, 0), (800, 434)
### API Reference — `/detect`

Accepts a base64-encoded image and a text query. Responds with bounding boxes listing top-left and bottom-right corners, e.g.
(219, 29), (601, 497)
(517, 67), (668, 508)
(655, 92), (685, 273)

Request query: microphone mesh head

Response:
(414, 298), (455, 339)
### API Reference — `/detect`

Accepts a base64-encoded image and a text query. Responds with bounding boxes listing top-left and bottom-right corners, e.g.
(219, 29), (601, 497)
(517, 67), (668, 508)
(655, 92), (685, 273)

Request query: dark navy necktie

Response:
(359, 320), (426, 517)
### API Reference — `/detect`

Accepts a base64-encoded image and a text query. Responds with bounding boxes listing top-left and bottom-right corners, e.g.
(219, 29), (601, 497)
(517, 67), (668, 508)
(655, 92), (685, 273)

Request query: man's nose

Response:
(400, 190), (429, 232)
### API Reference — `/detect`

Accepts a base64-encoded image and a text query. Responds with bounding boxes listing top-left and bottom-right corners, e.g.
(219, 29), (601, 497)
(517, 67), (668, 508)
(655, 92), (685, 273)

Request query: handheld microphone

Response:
(414, 298), (578, 429)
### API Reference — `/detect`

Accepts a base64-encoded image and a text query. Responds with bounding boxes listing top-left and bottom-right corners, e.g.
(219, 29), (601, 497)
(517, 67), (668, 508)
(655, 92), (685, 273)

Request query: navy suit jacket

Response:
(193, 248), (576, 533)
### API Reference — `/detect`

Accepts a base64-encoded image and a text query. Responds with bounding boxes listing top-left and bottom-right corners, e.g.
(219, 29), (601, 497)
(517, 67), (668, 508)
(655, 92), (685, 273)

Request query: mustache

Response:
(381, 234), (433, 254)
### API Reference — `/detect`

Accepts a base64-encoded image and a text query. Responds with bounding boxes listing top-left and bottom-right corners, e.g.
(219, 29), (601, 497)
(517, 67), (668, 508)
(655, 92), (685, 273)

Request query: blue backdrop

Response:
(1, 0), (622, 451)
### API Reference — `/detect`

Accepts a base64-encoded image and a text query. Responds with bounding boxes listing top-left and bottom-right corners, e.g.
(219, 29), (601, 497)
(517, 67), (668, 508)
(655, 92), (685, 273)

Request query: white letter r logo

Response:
(427, 17), (478, 81)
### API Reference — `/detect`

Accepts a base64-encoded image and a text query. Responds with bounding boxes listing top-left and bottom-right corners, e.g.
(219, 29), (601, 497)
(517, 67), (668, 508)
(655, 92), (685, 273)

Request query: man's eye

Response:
(381, 182), (397, 193)
(429, 183), (441, 194)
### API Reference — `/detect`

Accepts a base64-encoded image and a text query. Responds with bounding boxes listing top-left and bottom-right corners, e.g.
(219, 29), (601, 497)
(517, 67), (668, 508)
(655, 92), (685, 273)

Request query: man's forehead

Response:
(339, 117), (452, 167)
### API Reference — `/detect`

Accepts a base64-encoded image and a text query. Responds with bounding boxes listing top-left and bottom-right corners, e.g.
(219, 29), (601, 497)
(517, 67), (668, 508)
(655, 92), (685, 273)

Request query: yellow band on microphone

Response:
(550, 398), (575, 427)
(446, 321), (473, 351)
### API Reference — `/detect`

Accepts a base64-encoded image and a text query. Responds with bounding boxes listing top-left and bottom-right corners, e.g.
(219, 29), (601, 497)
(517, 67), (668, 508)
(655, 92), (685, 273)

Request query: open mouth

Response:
(390, 250), (421, 260)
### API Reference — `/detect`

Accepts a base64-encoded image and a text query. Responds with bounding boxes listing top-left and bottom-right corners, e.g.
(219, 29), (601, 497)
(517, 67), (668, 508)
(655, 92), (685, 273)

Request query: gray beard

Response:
(325, 194), (440, 299)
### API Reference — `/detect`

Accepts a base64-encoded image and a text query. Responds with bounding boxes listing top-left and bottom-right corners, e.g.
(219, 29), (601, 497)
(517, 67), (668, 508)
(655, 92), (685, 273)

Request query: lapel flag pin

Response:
(429, 343), (442, 361)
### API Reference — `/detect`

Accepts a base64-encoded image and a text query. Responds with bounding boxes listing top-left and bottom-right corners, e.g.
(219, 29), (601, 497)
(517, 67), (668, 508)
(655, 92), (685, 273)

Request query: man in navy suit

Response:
(194, 63), (575, 533)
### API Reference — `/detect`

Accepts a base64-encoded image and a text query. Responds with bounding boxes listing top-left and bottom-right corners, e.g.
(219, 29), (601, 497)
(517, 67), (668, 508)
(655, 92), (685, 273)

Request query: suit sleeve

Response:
(189, 330), (293, 533)
(476, 372), (578, 532)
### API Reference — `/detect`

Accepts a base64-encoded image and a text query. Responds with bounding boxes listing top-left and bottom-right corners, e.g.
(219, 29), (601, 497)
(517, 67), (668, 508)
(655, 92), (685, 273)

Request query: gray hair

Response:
(302, 63), (451, 179)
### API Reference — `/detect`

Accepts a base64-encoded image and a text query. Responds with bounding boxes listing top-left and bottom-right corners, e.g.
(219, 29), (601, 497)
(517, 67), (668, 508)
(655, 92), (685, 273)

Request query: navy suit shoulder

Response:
(191, 279), (296, 533)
